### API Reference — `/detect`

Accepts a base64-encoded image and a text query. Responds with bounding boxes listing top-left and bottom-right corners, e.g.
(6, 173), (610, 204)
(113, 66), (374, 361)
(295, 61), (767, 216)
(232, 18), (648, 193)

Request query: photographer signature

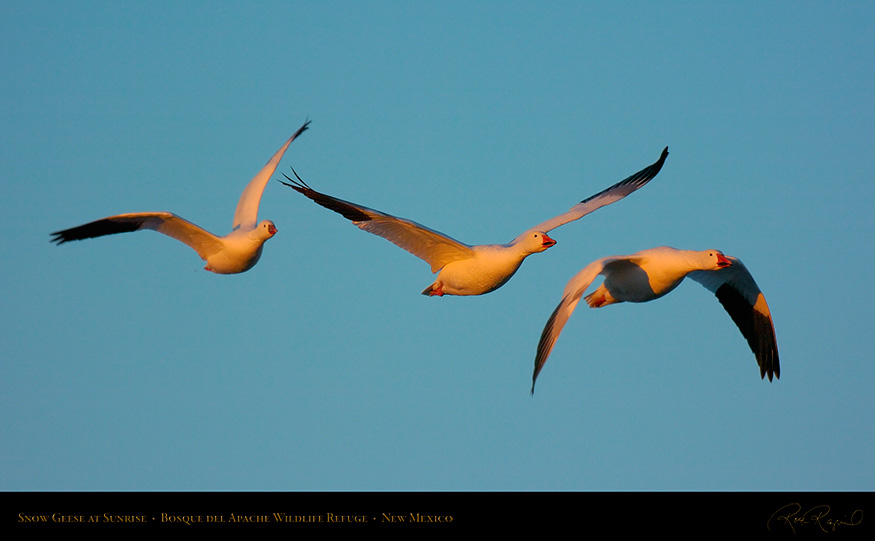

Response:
(767, 503), (863, 534)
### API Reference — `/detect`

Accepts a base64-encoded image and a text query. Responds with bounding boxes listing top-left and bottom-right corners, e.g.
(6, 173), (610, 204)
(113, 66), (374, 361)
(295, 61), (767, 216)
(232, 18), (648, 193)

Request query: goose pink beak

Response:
(268, 224), (278, 235)
(542, 234), (556, 248)
(717, 254), (731, 268)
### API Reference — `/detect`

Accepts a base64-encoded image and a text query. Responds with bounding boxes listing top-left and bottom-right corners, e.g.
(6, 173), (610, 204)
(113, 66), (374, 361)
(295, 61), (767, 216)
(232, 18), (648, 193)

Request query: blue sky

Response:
(2, 1), (873, 491)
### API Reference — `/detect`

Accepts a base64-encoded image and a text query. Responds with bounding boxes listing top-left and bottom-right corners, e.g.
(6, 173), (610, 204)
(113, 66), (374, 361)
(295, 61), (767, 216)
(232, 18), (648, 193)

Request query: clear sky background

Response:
(2, 2), (872, 491)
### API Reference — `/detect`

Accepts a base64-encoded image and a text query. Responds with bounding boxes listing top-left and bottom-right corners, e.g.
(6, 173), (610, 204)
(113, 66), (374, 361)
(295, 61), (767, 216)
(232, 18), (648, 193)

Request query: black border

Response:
(7, 491), (872, 535)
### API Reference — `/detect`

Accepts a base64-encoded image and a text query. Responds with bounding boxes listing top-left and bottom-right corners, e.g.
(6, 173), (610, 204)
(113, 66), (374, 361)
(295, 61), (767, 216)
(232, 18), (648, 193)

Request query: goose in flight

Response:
(50, 120), (310, 274)
(531, 246), (779, 393)
(280, 147), (668, 296)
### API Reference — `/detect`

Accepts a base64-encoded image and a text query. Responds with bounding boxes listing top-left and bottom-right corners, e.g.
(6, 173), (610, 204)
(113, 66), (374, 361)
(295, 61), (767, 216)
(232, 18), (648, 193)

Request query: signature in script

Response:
(767, 503), (863, 534)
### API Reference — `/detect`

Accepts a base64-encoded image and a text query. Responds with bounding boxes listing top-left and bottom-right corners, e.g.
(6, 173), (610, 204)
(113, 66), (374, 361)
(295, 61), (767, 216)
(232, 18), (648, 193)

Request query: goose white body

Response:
(51, 120), (310, 274)
(282, 147), (668, 296)
(532, 246), (779, 392)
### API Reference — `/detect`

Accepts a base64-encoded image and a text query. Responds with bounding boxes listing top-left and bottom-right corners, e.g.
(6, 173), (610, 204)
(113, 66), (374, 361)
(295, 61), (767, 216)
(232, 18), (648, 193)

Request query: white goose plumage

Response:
(281, 147), (668, 296)
(51, 120), (310, 274)
(532, 246), (779, 393)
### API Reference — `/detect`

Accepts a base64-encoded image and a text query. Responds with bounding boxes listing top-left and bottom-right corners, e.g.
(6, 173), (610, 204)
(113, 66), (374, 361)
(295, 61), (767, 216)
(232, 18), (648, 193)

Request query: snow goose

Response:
(532, 246), (779, 392)
(280, 147), (668, 296)
(50, 120), (310, 274)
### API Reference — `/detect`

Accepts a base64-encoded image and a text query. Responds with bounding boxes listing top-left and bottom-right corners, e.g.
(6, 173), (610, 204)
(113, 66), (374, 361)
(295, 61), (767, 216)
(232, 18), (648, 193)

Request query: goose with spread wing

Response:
(281, 147), (668, 296)
(531, 246), (779, 393)
(51, 120), (310, 274)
